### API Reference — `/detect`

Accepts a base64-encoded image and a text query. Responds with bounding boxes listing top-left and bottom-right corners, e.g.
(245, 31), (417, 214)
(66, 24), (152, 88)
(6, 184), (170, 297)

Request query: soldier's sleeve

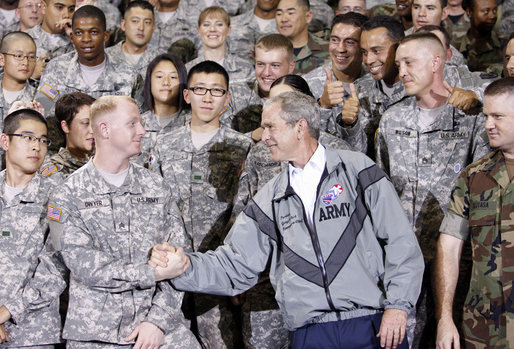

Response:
(51, 193), (156, 293)
(145, 198), (189, 334)
(470, 114), (491, 162)
(363, 161), (424, 311)
(374, 117), (390, 175)
(440, 171), (470, 240)
(34, 61), (61, 118)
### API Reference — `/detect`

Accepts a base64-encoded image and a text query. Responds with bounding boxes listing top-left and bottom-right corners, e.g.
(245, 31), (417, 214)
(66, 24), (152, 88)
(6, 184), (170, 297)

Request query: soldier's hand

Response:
(148, 242), (174, 268)
(56, 18), (72, 38)
(319, 67), (345, 109)
(29, 101), (45, 116)
(152, 245), (190, 281)
(377, 308), (407, 349)
(125, 321), (164, 349)
(340, 83), (359, 127)
(0, 323), (8, 343)
(444, 80), (479, 112)
(0, 306), (11, 325)
(32, 55), (50, 80)
(436, 316), (460, 349)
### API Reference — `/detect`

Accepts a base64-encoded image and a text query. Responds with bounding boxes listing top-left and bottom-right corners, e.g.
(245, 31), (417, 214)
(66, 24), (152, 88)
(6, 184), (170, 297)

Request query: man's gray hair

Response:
(264, 91), (320, 140)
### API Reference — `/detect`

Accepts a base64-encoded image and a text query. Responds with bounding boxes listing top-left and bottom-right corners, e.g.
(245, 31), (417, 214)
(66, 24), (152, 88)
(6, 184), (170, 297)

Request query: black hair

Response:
(144, 53), (188, 112)
(0, 31), (36, 52)
(484, 77), (514, 97)
(4, 109), (47, 135)
(55, 92), (95, 135)
(187, 60), (229, 89)
(331, 12), (368, 30)
(362, 15), (405, 43)
(125, 0), (154, 18)
(72, 5), (106, 32)
(270, 74), (314, 97)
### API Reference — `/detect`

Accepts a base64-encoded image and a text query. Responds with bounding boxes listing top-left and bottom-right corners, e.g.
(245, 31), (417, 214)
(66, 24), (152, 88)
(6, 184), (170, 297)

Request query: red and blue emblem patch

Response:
(322, 184), (343, 205)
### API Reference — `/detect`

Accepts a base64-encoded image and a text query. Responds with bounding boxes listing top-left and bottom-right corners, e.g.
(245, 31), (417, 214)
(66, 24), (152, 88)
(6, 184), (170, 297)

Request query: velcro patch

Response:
(41, 163), (58, 177)
(47, 205), (62, 221)
(40, 84), (59, 100)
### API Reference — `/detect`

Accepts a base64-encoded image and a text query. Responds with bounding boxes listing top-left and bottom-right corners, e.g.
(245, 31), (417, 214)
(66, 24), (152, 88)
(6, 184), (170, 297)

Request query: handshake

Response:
(149, 243), (191, 282)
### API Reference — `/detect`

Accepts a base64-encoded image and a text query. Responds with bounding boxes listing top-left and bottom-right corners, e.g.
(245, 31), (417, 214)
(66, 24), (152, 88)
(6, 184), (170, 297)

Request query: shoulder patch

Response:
(41, 163), (58, 177)
(47, 205), (62, 221)
(40, 84), (59, 100)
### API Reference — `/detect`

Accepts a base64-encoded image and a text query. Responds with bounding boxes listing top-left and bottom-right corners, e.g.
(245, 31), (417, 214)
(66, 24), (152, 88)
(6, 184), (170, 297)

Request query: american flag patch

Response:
(41, 163), (58, 177)
(47, 206), (62, 221)
(40, 84), (59, 100)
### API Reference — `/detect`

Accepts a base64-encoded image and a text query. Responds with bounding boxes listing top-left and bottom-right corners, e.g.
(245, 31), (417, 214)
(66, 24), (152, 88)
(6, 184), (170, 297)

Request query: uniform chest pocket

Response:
(468, 199), (497, 243)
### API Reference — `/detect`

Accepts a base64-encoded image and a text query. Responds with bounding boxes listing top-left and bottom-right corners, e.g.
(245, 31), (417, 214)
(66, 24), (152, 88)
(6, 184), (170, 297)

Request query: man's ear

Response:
(61, 120), (70, 134)
(0, 134), (10, 152)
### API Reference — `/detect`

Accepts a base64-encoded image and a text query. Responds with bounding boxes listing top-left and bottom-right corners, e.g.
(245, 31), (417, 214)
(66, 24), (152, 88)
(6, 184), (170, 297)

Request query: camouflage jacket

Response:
(0, 172), (62, 347)
(292, 34), (330, 75)
(375, 97), (490, 261)
(148, 8), (198, 54)
(454, 30), (504, 73)
(40, 147), (88, 180)
(443, 13), (470, 47)
(153, 124), (252, 252)
(230, 9), (279, 62)
(134, 109), (189, 169)
(106, 41), (161, 81)
(48, 160), (194, 344)
(177, 0), (246, 26)
(227, 79), (264, 125)
(0, 10), (19, 39)
(93, 0), (121, 33)
(186, 52), (254, 84)
(26, 25), (73, 60)
(0, 80), (36, 130)
(440, 149), (514, 347)
(34, 52), (142, 118)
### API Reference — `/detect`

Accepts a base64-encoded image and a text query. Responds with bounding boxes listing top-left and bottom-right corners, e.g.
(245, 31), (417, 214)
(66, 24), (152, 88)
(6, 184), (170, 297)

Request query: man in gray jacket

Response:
(151, 91), (424, 349)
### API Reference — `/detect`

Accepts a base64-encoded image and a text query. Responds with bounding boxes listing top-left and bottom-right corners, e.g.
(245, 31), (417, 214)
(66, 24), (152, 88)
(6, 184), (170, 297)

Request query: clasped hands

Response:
(149, 242), (190, 281)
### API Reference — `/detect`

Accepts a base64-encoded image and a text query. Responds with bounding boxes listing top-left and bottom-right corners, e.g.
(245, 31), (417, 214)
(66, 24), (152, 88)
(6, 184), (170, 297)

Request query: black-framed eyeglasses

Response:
(2, 52), (37, 62)
(8, 133), (51, 147)
(188, 86), (227, 97)
(18, 3), (42, 10)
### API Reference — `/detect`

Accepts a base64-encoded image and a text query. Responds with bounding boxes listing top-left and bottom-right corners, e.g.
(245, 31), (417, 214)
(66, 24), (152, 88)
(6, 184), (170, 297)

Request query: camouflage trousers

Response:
(241, 279), (289, 349)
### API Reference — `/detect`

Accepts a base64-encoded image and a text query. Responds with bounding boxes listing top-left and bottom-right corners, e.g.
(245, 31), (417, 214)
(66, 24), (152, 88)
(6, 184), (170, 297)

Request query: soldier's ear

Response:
(0, 134), (10, 152)
(288, 60), (296, 74)
(121, 19), (126, 32)
(0, 54), (4, 68)
(61, 120), (70, 134)
(103, 30), (110, 44)
(305, 10), (313, 24)
(183, 88), (191, 104)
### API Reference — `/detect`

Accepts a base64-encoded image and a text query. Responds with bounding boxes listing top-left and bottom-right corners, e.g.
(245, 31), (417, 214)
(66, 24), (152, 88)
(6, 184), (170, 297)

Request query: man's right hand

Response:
(340, 83), (359, 126)
(318, 67), (345, 109)
(150, 242), (191, 281)
(436, 317), (460, 349)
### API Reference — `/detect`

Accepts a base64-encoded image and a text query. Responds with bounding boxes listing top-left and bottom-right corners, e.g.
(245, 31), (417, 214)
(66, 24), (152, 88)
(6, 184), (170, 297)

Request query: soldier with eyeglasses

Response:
(15, 0), (43, 31)
(152, 61), (252, 349)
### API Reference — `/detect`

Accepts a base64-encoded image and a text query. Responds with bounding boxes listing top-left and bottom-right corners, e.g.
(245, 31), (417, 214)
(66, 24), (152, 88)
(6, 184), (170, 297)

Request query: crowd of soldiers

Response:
(0, 0), (512, 347)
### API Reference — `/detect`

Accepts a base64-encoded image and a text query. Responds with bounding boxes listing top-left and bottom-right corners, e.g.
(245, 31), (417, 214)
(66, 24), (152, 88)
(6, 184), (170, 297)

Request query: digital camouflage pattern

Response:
(440, 150), (514, 347)
(186, 53), (254, 84)
(292, 34), (330, 75)
(148, 9), (198, 54)
(106, 41), (162, 82)
(26, 25), (73, 60)
(34, 52), (142, 118)
(40, 147), (88, 180)
(0, 10), (20, 39)
(230, 10), (279, 62)
(93, 0), (121, 34)
(134, 109), (189, 169)
(232, 135), (353, 349)
(0, 80), (36, 130)
(0, 172), (62, 347)
(226, 80), (264, 125)
(454, 30), (504, 74)
(153, 124), (252, 349)
(308, 0), (335, 34)
(48, 160), (200, 346)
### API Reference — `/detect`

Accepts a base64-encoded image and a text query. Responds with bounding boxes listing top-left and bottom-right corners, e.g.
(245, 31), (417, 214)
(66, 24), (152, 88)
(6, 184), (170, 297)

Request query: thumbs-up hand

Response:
(443, 80), (479, 112)
(340, 83), (359, 127)
(319, 67), (345, 109)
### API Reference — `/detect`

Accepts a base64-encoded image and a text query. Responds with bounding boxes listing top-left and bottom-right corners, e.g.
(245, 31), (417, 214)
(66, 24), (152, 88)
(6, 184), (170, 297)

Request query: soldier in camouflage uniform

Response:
(229, 0), (280, 62)
(25, 0), (75, 60)
(442, 0), (470, 46)
(40, 92), (95, 180)
(153, 62), (252, 349)
(185, 7), (254, 84)
(276, 0), (330, 75)
(0, 32), (38, 131)
(177, 0), (246, 26)
(86, 0), (120, 34)
(504, 34), (514, 78)
(0, 109), (62, 347)
(454, 0), (503, 74)
(47, 96), (200, 347)
(303, 13), (367, 152)
(105, 0), (160, 81)
(14, 0), (44, 32)
(375, 33), (490, 348)
(148, 0), (198, 55)
(135, 53), (189, 169)
(369, 1), (414, 30)
(35, 6), (142, 153)
(0, 0), (20, 39)
(435, 77), (514, 348)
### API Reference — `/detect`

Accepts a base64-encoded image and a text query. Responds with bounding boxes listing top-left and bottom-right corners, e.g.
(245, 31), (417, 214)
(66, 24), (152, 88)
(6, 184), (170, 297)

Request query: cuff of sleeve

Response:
(145, 305), (173, 334)
(3, 297), (24, 325)
(383, 300), (412, 313)
(440, 212), (468, 240)
(135, 263), (156, 289)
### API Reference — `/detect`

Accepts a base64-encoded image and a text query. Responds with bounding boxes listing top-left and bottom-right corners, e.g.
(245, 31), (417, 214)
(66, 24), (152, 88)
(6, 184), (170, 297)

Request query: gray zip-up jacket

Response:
(173, 147), (424, 330)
